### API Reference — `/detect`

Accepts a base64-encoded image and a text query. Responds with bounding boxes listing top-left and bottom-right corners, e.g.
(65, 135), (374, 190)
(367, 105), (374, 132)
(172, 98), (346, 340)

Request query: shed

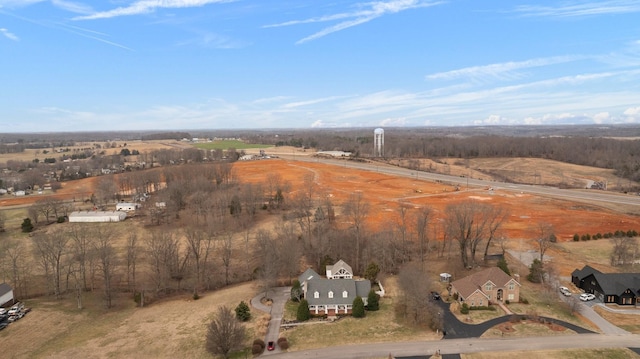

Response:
(0, 283), (14, 307)
(440, 273), (452, 282)
(69, 211), (127, 223)
(116, 202), (140, 211)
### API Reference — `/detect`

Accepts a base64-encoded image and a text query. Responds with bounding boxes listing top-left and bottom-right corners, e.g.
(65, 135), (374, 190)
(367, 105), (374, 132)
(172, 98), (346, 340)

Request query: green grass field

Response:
(193, 140), (271, 150)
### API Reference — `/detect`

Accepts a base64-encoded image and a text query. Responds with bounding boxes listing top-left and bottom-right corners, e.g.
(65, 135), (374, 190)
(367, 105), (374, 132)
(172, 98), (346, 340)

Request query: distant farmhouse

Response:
(115, 202), (140, 211)
(69, 211), (127, 223)
(298, 260), (370, 316)
(450, 267), (520, 307)
(572, 265), (640, 306)
(315, 151), (352, 158)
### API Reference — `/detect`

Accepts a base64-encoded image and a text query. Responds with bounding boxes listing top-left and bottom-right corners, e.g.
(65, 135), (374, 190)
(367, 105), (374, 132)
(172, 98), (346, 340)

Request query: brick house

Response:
(450, 267), (520, 306)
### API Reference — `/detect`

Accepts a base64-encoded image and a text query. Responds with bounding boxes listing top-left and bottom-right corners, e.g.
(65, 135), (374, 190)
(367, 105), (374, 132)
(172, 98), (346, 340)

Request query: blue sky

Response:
(1, 0), (640, 132)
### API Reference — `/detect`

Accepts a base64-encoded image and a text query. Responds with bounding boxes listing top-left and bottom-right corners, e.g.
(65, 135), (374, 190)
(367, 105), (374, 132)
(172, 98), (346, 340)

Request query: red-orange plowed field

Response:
(235, 159), (640, 242)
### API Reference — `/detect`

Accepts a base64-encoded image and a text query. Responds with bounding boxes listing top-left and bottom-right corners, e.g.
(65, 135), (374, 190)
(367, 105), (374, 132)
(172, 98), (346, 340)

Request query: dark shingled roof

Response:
(306, 278), (371, 306)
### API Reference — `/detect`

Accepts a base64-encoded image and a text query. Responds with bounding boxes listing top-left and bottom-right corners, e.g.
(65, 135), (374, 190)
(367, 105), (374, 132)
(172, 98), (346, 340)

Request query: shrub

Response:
(253, 339), (265, 349)
(352, 296), (365, 318)
(364, 262), (380, 282)
(366, 289), (380, 311)
(505, 299), (510, 305)
(235, 301), (251, 321)
(290, 280), (302, 302)
(452, 292), (459, 300)
(573, 234), (580, 242)
(193, 292), (200, 300)
(57, 216), (66, 223)
(21, 218), (33, 233)
(470, 306), (496, 311)
(460, 303), (469, 314)
(252, 344), (263, 355)
(296, 299), (311, 321)
(520, 297), (529, 304)
(278, 338), (289, 350)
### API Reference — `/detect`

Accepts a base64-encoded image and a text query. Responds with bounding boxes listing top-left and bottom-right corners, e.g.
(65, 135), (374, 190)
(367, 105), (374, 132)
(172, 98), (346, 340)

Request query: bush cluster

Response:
(573, 229), (638, 241)
(277, 337), (289, 350)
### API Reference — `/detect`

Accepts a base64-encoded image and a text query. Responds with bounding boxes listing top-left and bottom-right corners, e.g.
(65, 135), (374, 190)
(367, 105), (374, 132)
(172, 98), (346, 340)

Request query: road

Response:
(266, 333), (640, 358)
(280, 155), (640, 209)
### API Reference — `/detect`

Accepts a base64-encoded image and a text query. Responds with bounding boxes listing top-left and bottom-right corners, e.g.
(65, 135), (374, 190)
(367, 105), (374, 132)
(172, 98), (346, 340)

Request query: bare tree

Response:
(274, 220), (301, 284)
(69, 224), (94, 291)
(397, 263), (443, 330)
(93, 225), (118, 308)
(95, 176), (119, 206)
(1, 238), (30, 298)
(205, 306), (246, 359)
(220, 231), (234, 286)
(126, 233), (138, 293)
(184, 227), (214, 296)
(610, 236), (639, 266)
(536, 222), (555, 263)
(343, 192), (369, 274)
(483, 205), (508, 259)
(32, 228), (69, 299)
(444, 200), (485, 269)
(413, 207), (431, 269)
(255, 229), (280, 298)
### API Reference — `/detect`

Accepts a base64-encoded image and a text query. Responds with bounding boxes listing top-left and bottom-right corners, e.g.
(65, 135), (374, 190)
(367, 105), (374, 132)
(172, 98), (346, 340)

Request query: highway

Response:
(283, 155), (640, 209)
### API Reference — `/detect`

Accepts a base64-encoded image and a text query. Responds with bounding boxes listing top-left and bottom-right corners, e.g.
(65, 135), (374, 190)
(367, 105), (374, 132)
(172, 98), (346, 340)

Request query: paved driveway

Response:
(251, 287), (291, 355)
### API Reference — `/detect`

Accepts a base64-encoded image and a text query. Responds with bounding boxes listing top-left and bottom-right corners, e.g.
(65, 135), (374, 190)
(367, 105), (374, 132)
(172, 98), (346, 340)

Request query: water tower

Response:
(374, 128), (384, 157)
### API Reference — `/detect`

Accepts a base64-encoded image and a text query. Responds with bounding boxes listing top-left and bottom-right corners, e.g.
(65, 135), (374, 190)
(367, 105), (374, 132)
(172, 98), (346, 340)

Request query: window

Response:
(485, 283), (492, 291)
(343, 290), (348, 298)
(478, 300), (483, 306)
(508, 283), (515, 290)
(314, 291), (319, 299)
(328, 291), (334, 298)
(508, 294), (514, 300)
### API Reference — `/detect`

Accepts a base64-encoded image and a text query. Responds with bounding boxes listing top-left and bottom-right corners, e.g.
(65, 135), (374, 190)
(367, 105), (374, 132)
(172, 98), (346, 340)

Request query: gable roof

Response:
(451, 267), (519, 300)
(593, 272), (640, 296)
(0, 283), (13, 297)
(571, 265), (601, 279)
(298, 268), (320, 285)
(306, 278), (371, 306)
(326, 259), (353, 277)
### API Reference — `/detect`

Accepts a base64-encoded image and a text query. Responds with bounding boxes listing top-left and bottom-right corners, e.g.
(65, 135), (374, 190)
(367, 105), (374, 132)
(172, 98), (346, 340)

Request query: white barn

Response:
(69, 211), (127, 223)
(116, 202), (140, 211)
(0, 283), (14, 307)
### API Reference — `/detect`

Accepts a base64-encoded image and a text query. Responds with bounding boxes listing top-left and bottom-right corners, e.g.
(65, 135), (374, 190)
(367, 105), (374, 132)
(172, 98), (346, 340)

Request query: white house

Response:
(69, 211), (127, 223)
(116, 202), (140, 211)
(0, 283), (14, 307)
(326, 259), (353, 279)
(297, 260), (370, 316)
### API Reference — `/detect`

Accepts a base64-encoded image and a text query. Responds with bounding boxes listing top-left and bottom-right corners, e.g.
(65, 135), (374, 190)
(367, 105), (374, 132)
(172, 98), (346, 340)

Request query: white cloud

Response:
(379, 117), (407, 126)
(623, 107), (640, 116)
(73, 0), (234, 20)
(176, 32), (249, 49)
(0, 28), (19, 41)
(427, 56), (582, 82)
(265, 0), (444, 44)
(0, 0), (44, 7)
(593, 112), (611, 124)
(51, 0), (92, 14)
(514, 1), (640, 18)
(473, 114), (508, 125)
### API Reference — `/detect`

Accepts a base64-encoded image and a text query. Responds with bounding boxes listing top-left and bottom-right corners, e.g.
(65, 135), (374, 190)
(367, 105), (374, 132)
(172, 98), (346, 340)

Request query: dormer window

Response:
(485, 283), (492, 291)
(314, 291), (319, 299)
(343, 290), (348, 298)
(328, 291), (334, 298)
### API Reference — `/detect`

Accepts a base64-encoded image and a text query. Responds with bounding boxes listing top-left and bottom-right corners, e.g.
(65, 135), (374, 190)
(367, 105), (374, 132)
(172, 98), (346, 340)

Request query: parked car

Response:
(0, 322), (8, 331)
(267, 341), (275, 351)
(559, 286), (572, 296)
(580, 293), (596, 301)
(7, 302), (24, 315)
(0, 308), (6, 316)
(430, 291), (441, 301)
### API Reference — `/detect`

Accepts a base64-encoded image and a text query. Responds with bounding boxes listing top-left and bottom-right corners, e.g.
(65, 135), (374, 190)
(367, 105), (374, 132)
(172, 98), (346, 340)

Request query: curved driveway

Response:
(251, 287), (291, 355)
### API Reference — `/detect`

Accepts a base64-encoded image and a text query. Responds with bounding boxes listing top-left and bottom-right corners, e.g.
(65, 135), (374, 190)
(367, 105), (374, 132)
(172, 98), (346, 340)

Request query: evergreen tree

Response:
(364, 262), (380, 282)
(290, 279), (302, 302)
(366, 289), (380, 311)
(21, 218), (33, 233)
(527, 258), (545, 283)
(352, 296), (365, 318)
(497, 257), (511, 275)
(235, 301), (251, 321)
(297, 299), (311, 321)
